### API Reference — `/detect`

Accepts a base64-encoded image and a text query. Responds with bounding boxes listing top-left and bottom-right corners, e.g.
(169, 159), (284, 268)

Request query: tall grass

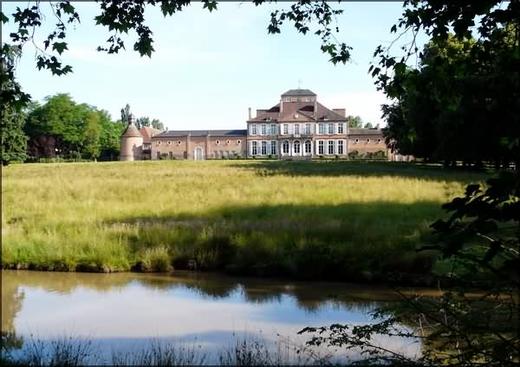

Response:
(2, 335), (329, 366)
(1, 160), (487, 281)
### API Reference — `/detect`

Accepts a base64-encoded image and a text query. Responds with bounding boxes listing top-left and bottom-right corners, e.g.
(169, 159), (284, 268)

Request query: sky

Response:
(4, 2), (425, 130)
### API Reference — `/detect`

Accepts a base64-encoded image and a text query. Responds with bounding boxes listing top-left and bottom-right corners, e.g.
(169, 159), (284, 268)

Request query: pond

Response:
(1, 270), (423, 365)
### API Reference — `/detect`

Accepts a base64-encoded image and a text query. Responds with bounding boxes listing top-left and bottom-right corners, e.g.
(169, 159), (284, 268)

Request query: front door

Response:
(194, 147), (204, 160)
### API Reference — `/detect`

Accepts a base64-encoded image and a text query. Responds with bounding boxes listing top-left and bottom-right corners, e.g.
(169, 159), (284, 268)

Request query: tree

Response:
(120, 104), (131, 124)
(1, 45), (29, 165)
(99, 110), (125, 161)
(382, 30), (519, 168)
(25, 94), (123, 160)
(1, 106), (27, 165)
(346, 115), (363, 128)
(136, 116), (165, 130)
(363, 122), (373, 129)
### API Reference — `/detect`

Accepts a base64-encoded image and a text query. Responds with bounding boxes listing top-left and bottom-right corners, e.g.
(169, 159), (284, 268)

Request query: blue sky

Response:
(5, 2), (425, 130)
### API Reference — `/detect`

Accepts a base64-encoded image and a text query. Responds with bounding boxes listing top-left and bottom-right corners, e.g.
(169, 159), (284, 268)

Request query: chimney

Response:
(333, 108), (346, 117)
(248, 107), (252, 120)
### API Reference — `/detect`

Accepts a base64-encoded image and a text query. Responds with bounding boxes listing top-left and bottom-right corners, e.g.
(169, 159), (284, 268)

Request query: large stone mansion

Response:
(120, 89), (392, 161)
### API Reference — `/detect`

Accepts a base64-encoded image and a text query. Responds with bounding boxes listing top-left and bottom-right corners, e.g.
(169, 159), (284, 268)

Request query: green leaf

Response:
(52, 41), (68, 55)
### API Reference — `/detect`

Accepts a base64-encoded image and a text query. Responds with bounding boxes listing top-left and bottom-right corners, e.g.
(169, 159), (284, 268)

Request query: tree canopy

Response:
(24, 94), (125, 161)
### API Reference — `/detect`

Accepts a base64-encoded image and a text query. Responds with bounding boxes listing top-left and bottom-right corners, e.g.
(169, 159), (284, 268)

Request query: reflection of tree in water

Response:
(1, 273), (25, 356)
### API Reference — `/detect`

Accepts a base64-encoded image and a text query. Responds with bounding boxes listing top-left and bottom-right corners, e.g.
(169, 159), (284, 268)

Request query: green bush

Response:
(138, 246), (173, 272)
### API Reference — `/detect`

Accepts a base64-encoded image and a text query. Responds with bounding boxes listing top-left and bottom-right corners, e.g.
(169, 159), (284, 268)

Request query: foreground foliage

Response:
(1, 161), (486, 282)
(301, 173), (520, 366)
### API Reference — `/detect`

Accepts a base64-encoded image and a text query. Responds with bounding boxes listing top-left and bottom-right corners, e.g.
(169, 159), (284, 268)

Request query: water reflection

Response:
(1, 270), (422, 363)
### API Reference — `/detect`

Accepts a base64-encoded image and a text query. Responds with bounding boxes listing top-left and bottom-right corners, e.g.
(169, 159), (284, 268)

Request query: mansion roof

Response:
(349, 128), (384, 136)
(155, 129), (247, 138)
(249, 101), (346, 123)
(281, 89), (317, 97)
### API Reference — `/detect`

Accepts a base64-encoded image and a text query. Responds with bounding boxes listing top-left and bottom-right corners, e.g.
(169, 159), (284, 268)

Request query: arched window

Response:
(304, 140), (312, 154)
(294, 140), (301, 154)
(282, 140), (289, 154)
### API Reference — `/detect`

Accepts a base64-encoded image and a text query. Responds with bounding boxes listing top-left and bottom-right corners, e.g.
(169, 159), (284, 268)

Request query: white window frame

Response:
(304, 140), (312, 154)
(328, 140), (335, 155)
(318, 140), (324, 155)
(338, 123), (344, 134)
(338, 140), (344, 155)
(261, 141), (267, 155)
(282, 140), (289, 154)
(283, 124), (289, 135)
(305, 123), (311, 135)
(270, 124), (277, 135)
(261, 124), (267, 135)
(251, 141), (258, 155)
(318, 123), (325, 134)
(270, 140), (277, 155)
(294, 140), (301, 154)
(251, 124), (257, 135)
(328, 123), (334, 134)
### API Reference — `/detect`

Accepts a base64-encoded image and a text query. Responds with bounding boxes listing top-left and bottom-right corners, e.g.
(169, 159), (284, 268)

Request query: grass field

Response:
(1, 160), (488, 281)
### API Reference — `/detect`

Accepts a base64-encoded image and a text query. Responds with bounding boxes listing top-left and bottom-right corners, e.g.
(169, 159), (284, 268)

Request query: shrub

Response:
(138, 246), (173, 272)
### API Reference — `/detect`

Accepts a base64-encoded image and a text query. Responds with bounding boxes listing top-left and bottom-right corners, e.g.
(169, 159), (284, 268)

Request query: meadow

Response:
(1, 160), (488, 282)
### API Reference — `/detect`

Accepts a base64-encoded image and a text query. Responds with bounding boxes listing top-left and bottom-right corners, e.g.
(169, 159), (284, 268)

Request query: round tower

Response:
(120, 114), (143, 161)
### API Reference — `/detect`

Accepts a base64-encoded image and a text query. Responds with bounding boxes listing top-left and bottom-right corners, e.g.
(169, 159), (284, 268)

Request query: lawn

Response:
(1, 160), (488, 281)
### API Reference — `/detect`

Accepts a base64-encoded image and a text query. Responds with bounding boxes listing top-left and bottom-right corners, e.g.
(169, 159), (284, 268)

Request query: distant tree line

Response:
(1, 94), (165, 164)
(346, 115), (378, 129)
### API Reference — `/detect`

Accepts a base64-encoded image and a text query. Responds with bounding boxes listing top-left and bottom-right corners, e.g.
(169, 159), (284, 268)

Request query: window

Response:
(261, 124), (267, 135)
(319, 123), (325, 134)
(294, 124), (300, 135)
(157, 141), (161, 146)
(294, 140), (301, 154)
(282, 140), (289, 154)
(366, 139), (370, 144)
(271, 141), (277, 155)
(168, 141), (172, 145)
(377, 139), (381, 144)
(237, 140), (241, 145)
(283, 124), (289, 135)
(355, 138), (359, 144)
(318, 141), (324, 155)
(177, 140), (182, 145)
(261, 141), (267, 155)
(305, 123), (311, 134)
(216, 140), (220, 145)
(290, 97), (297, 102)
(251, 124), (257, 135)
(338, 140), (344, 155)
(338, 123), (344, 134)
(328, 140), (334, 154)
(305, 140), (312, 154)
(226, 140), (230, 145)
(328, 123), (334, 134)
(252, 141), (258, 155)
(270, 124), (277, 135)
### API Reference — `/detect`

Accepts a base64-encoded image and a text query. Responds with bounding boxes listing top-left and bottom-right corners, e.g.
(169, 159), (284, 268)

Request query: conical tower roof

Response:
(121, 122), (142, 138)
